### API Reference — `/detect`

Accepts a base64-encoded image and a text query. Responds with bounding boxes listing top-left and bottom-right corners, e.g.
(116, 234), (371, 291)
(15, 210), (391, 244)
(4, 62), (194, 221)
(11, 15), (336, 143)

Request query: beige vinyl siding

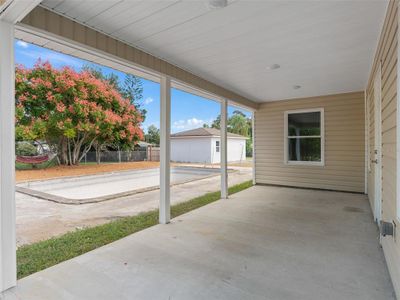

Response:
(255, 91), (365, 193)
(19, 6), (257, 110)
(366, 0), (400, 295)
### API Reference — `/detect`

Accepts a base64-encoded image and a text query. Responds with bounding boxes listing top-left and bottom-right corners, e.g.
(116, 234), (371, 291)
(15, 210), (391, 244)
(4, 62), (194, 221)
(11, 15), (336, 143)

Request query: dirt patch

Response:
(16, 161), (160, 183)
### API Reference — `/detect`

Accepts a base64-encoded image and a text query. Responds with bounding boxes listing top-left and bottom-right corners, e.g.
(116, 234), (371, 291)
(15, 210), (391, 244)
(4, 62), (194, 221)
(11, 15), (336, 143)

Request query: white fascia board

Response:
(170, 135), (248, 140)
(0, 0), (41, 23)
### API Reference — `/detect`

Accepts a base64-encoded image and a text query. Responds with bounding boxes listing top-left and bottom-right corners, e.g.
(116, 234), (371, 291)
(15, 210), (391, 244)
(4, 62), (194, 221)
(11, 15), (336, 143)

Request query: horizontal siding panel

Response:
(365, 2), (400, 295)
(256, 174), (364, 187)
(259, 103), (364, 113)
(382, 97), (396, 119)
(255, 92), (365, 193)
(382, 36), (397, 75)
(256, 178), (363, 193)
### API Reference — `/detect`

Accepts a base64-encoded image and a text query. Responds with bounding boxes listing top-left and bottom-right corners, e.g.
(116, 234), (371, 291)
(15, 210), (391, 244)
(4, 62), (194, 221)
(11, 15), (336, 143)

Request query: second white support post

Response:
(221, 99), (228, 199)
(159, 75), (171, 224)
(0, 20), (16, 292)
(252, 111), (256, 185)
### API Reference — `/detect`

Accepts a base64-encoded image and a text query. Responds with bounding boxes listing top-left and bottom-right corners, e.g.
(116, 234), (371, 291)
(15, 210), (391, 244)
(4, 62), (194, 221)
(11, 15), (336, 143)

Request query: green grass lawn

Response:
(16, 160), (57, 170)
(17, 180), (253, 279)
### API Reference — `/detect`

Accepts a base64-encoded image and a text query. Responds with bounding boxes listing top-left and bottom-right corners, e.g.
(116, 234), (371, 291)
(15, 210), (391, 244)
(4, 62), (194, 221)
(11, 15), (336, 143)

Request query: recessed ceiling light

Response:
(267, 64), (280, 70)
(293, 85), (301, 90)
(208, 0), (228, 9)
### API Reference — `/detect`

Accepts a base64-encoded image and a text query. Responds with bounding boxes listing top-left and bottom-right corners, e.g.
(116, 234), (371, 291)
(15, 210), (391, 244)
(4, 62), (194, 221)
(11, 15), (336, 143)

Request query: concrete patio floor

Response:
(6, 185), (395, 299)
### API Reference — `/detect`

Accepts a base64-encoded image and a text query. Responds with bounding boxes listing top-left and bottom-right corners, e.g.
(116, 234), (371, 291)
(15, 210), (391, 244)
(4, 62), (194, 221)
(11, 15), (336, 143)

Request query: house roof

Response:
(137, 141), (152, 147)
(170, 127), (247, 139)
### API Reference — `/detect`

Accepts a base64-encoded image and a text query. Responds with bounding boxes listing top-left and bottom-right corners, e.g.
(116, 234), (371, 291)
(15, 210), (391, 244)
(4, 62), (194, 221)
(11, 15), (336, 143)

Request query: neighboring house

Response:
(170, 127), (247, 164)
(135, 141), (152, 150)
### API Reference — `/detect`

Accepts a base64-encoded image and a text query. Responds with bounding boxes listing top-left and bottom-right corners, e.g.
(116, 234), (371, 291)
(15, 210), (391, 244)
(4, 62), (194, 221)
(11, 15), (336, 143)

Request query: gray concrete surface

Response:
(16, 167), (251, 246)
(17, 167), (221, 200)
(8, 185), (395, 299)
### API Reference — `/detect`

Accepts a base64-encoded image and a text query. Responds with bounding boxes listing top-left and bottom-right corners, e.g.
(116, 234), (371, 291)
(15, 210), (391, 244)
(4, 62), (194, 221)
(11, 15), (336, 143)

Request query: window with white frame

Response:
(284, 108), (324, 166)
(216, 141), (220, 152)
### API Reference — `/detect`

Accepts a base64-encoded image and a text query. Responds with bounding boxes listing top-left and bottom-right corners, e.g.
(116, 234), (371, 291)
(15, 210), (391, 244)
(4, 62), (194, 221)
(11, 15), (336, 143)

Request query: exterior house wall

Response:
(255, 91), (365, 193)
(210, 137), (247, 164)
(171, 138), (211, 164)
(366, 0), (400, 296)
(171, 137), (246, 164)
(228, 138), (246, 163)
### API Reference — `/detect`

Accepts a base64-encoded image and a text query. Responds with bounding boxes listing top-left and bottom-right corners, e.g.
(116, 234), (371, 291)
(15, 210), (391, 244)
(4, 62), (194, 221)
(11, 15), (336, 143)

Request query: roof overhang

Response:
(34, 0), (388, 103)
(16, 5), (259, 110)
(5, 0), (388, 106)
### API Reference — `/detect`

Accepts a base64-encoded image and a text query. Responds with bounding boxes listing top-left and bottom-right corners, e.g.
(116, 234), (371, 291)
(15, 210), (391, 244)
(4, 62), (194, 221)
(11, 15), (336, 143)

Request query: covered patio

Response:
(4, 186), (394, 299)
(0, 0), (399, 298)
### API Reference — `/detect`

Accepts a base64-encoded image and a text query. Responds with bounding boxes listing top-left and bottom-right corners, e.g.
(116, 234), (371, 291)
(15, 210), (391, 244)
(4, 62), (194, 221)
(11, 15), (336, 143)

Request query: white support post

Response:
(0, 20), (16, 292)
(159, 75), (171, 224)
(252, 111), (256, 185)
(397, 2), (400, 220)
(221, 99), (228, 199)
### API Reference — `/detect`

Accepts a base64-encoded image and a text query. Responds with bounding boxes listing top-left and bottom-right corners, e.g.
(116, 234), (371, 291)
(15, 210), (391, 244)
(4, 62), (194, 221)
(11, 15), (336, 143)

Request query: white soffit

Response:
(40, 0), (388, 102)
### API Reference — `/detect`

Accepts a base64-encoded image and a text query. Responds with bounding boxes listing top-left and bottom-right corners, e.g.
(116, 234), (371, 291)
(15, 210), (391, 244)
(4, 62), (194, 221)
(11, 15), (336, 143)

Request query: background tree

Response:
(15, 61), (143, 165)
(83, 66), (146, 121)
(228, 112), (250, 136)
(232, 110), (246, 117)
(208, 110), (253, 157)
(211, 114), (221, 129)
(82, 64), (119, 88)
(145, 125), (160, 145)
(120, 74), (147, 121)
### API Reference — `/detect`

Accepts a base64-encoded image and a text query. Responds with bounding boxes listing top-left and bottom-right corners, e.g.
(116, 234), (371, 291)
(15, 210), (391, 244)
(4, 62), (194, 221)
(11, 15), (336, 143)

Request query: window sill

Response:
(285, 161), (325, 167)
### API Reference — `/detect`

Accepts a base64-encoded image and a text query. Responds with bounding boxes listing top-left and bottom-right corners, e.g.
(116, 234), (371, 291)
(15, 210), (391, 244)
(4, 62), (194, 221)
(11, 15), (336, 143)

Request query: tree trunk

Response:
(95, 144), (101, 165)
(56, 136), (96, 166)
(58, 138), (69, 165)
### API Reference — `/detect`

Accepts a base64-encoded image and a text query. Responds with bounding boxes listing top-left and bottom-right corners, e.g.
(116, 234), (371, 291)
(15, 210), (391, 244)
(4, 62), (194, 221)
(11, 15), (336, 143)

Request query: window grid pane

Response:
(288, 112), (321, 136)
(288, 137), (321, 162)
(286, 110), (322, 163)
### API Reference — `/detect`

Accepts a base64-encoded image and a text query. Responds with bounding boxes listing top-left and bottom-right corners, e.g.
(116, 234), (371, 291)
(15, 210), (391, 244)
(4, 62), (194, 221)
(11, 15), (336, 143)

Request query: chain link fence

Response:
(84, 147), (160, 163)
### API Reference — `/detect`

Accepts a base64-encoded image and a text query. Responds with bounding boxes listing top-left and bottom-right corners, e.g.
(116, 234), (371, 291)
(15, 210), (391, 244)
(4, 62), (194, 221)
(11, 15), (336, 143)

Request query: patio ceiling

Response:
(39, 0), (388, 102)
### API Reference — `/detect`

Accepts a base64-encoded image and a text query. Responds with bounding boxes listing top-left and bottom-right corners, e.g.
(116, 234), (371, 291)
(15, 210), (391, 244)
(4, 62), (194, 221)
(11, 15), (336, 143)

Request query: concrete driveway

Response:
(16, 167), (252, 246)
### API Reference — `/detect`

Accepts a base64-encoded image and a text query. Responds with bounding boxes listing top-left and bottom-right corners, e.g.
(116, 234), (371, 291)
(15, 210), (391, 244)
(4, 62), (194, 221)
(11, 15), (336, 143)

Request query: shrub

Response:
(16, 142), (38, 156)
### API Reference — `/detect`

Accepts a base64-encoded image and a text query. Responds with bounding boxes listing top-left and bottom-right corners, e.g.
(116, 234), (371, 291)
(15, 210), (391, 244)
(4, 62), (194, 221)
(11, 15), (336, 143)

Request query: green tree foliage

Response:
(16, 142), (38, 156)
(120, 74), (147, 122)
(211, 115), (221, 129)
(228, 113), (250, 136)
(209, 110), (253, 157)
(145, 125), (160, 145)
(82, 65), (119, 88)
(16, 61), (143, 165)
(83, 65), (147, 121)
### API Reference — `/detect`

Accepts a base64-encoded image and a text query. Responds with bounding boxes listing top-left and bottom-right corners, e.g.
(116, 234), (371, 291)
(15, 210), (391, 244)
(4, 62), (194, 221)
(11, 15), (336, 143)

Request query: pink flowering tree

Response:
(15, 60), (143, 165)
